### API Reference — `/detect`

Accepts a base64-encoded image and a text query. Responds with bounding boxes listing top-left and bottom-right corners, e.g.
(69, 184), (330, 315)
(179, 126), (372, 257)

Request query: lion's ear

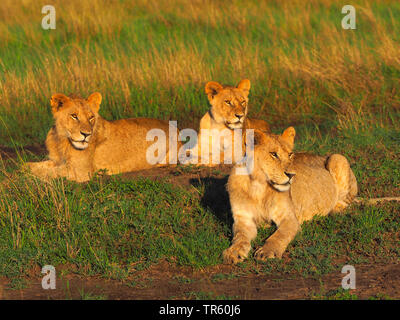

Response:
(237, 79), (251, 97)
(205, 81), (223, 101)
(50, 93), (70, 114)
(281, 127), (296, 149)
(87, 92), (102, 113)
(252, 129), (268, 146)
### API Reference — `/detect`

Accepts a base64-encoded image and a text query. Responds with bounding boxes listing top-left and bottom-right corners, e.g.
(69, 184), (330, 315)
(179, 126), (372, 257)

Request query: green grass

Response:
(171, 275), (196, 285)
(311, 288), (395, 300)
(78, 288), (107, 300)
(310, 288), (359, 300)
(0, 174), (230, 280)
(0, 122), (399, 284)
(184, 291), (239, 300)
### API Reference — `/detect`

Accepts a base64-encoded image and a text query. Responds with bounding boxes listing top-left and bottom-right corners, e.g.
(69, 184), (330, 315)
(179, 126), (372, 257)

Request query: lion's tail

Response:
(354, 197), (400, 205)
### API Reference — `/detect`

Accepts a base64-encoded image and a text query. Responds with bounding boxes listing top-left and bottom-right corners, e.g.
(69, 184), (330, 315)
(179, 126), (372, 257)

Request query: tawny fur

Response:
(223, 127), (358, 264)
(189, 79), (270, 166)
(26, 93), (179, 182)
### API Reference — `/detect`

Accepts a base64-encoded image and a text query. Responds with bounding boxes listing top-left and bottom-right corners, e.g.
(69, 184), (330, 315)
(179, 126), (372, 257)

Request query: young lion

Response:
(188, 79), (270, 166)
(223, 127), (358, 264)
(26, 92), (178, 182)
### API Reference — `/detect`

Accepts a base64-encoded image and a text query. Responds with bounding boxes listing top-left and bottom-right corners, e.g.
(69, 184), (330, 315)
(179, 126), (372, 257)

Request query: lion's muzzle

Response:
(271, 172), (295, 192)
(70, 131), (92, 150)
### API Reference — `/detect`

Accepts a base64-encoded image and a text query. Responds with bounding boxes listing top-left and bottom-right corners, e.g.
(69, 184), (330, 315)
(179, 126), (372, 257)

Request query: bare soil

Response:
(1, 261), (400, 300)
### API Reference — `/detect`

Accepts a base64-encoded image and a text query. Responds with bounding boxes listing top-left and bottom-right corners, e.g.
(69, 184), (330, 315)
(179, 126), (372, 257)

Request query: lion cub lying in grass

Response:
(189, 79), (270, 166)
(26, 92), (177, 182)
(223, 127), (358, 264)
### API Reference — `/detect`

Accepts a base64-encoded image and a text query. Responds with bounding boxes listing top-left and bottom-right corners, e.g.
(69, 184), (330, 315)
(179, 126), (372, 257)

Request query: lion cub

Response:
(26, 93), (178, 182)
(188, 79), (270, 166)
(223, 127), (358, 264)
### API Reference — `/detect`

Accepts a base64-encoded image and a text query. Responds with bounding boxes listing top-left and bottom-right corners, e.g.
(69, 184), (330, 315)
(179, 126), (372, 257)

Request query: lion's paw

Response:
(254, 242), (284, 261)
(223, 243), (250, 265)
(22, 161), (54, 181)
(23, 162), (39, 174)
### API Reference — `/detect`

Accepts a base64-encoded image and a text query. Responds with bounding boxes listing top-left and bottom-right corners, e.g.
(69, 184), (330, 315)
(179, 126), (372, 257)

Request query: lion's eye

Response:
(289, 152), (294, 158)
(225, 100), (231, 105)
(71, 114), (78, 120)
(241, 101), (246, 105)
(89, 116), (95, 122)
(270, 152), (278, 159)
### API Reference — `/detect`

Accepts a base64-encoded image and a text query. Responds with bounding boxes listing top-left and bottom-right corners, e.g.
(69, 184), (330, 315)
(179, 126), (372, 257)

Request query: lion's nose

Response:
(235, 114), (244, 120)
(285, 172), (295, 180)
(80, 131), (91, 138)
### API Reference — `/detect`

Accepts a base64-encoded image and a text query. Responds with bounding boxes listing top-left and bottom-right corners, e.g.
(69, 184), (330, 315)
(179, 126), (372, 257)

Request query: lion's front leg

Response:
(223, 213), (258, 264)
(26, 160), (91, 182)
(25, 160), (63, 180)
(254, 211), (300, 260)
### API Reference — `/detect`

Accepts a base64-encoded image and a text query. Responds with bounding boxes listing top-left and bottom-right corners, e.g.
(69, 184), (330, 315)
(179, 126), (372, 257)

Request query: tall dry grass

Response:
(0, 0), (399, 145)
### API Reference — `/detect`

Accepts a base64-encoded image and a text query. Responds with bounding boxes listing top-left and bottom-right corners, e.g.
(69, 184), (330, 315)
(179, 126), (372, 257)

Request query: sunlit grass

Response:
(1, 0), (400, 145)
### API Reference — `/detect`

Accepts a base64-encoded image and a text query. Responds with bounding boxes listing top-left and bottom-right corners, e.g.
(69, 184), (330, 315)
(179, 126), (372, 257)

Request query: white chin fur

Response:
(71, 141), (89, 150)
(227, 122), (243, 129)
(272, 183), (291, 192)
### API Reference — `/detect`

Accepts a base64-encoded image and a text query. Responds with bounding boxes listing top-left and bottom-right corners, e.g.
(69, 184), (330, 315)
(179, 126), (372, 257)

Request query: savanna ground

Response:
(0, 0), (400, 300)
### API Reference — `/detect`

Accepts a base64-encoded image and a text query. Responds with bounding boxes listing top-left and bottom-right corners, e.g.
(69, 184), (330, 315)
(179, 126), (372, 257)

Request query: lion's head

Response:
(205, 79), (251, 130)
(50, 92), (102, 150)
(250, 127), (296, 192)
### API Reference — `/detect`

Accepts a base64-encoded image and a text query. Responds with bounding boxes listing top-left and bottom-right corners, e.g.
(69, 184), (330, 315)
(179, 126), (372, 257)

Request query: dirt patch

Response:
(120, 164), (233, 188)
(2, 261), (399, 300)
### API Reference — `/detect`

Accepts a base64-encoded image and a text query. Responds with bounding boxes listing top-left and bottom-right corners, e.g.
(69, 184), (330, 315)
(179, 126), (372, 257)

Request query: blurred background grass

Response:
(0, 0), (399, 146)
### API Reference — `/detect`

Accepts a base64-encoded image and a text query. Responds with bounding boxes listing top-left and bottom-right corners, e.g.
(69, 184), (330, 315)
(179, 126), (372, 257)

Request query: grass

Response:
(184, 291), (239, 300)
(311, 288), (394, 300)
(310, 288), (359, 300)
(0, 123), (398, 283)
(78, 288), (107, 300)
(1, 0), (400, 145)
(0, 174), (230, 279)
(0, 0), (399, 299)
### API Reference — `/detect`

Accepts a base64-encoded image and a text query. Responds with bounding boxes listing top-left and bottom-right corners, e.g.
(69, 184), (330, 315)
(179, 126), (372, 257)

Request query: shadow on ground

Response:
(190, 176), (233, 229)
